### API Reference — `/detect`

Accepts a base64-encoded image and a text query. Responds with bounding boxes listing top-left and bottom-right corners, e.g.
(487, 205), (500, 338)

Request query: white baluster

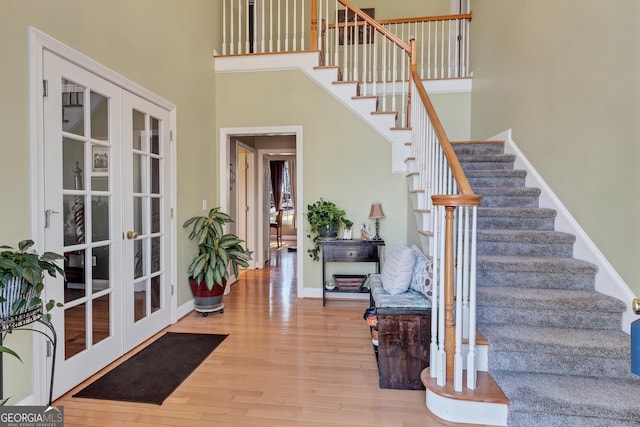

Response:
(245, 0), (250, 53)
(237, 0), (243, 54)
(466, 206), (478, 389)
(440, 19), (445, 80)
(277, 0), (281, 52)
(222, 0), (227, 55)
(454, 206), (464, 392)
(285, 0), (289, 51)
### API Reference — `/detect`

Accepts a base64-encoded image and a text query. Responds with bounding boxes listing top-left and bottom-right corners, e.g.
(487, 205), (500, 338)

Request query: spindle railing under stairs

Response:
(219, 0), (481, 393)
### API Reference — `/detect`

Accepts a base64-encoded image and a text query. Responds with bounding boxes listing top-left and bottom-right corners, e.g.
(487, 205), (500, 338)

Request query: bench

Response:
(368, 273), (432, 390)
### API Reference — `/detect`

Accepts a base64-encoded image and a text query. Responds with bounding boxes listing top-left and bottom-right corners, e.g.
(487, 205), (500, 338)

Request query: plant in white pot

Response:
(0, 239), (64, 326)
(183, 208), (252, 317)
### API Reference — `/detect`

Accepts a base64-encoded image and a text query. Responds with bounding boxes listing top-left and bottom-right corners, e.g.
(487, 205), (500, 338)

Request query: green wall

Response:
(0, 0), (220, 403)
(469, 1), (640, 296)
(215, 69), (407, 290)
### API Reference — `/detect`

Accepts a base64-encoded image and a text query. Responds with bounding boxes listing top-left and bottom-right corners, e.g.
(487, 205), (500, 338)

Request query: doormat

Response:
(73, 332), (227, 405)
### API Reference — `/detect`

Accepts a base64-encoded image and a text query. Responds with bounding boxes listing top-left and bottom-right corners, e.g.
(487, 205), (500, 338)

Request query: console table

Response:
(319, 239), (384, 306)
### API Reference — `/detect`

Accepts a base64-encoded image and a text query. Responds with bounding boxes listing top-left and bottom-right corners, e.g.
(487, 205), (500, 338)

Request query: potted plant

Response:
(305, 198), (352, 261)
(0, 239), (64, 326)
(183, 207), (252, 317)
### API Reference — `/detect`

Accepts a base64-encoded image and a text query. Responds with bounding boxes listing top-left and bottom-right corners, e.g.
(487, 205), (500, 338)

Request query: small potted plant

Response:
(0, 239), (64, 326)
(183, 207), (252, 316)
(305, 198), (352, 261)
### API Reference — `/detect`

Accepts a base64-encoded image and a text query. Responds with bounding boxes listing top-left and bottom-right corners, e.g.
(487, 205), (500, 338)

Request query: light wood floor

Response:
(54, 241), (477, 427)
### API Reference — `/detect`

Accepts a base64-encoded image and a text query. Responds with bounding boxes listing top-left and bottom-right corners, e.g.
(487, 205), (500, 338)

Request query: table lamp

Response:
(368, 203), (385, 240)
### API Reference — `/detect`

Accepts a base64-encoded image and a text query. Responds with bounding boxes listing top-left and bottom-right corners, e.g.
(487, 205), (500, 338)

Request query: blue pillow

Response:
(410, 245), (433, 300)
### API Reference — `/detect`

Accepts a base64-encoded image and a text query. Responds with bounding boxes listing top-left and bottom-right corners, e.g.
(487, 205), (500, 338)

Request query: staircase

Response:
(453, 140), (640, 426)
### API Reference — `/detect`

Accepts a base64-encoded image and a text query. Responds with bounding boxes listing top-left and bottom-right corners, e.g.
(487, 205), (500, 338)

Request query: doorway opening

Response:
(219, 126), (303, 298)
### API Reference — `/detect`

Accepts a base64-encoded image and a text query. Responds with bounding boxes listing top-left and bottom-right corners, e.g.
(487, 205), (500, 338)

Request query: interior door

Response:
(43, 51), (124, 397)
(121, 91), (172, 352)
(43, 51), (173, 398)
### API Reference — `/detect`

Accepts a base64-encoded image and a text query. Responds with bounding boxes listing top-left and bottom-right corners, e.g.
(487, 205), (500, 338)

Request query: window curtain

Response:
(287, 159), (297, 229)
(269, 160), (285, 212)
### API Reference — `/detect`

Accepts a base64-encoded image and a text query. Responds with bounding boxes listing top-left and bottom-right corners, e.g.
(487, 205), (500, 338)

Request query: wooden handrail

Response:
(409, 56), (478, 199)
(335, 0), (411, 53)
(328, 13), (473, 29)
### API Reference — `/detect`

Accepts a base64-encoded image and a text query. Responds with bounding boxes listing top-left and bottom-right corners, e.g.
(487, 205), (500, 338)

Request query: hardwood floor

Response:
(54, 241), (476, 426)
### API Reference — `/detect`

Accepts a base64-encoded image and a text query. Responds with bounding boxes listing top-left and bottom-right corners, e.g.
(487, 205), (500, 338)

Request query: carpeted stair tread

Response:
(490, 371), (640, 426)
(477, 207), (556, 220)
(452, 142), (505, 155)
(477, 229), (575, 244)
(465, 169), (527, 178)
(480, 325), (637, 379)
(477, 255), (598, 290)
(477, 229), (575, 258)
(477, 287), (626, 313)
(477, 207), (557, 231)
(458, 153), (516, 163)
(482, 324), (630, 356)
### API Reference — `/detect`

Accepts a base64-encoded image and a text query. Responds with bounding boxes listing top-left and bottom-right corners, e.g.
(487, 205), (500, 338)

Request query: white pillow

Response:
(410, 245), (433, 300)
(381, 241), (415, 295)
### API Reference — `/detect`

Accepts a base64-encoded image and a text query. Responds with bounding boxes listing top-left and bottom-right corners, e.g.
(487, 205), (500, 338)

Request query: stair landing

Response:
(422, 368), (509, 426)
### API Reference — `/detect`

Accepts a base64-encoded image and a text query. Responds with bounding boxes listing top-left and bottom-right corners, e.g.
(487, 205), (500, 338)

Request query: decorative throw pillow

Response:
(410, 245), (433, 300)
(381, 241), (415, 295)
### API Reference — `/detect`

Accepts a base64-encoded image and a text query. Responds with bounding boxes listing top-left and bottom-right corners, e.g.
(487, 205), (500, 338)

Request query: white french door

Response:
(42, 51), (173, 398)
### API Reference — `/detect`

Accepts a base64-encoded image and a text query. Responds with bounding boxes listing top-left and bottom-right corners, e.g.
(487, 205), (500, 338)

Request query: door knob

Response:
(126, 231), (139, 240)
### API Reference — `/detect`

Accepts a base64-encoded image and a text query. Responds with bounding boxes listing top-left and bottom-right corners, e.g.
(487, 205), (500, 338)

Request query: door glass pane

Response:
(92, 245), (110, 294)
(133, 153), (143, 193)
(151, 237), (161, 273)
(62, 79), (85, 135)
(64, 250), (86, 303)
(92, 294), (110, 345)
(134, 239), (143, 279)
(91, 144), (109, 176)
(151, 198), (160, 234)
(132, 110), (145, 150)
(64, 194), (85, 246)
(151, 276), (161, 313)
(90, 91), (109, 141)
(133, 197), (143, 236)
(65, 303), (86, 359)
(62, 138), (85, 190)
(151, 157), (160, 194)
(134, 281), (147, 322)
(91, 196), (110, 242)
(150, 117), (159, 155)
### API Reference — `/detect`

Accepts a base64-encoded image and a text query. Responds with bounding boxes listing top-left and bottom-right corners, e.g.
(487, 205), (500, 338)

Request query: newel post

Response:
(443, 205), (456, 379)
(310, 0), (318, 51)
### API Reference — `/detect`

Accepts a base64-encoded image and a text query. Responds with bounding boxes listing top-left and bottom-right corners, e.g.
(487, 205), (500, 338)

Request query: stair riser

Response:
(477, 270), (595, 290)
(477, 307), (621, 330)
(453, 143), (505, 155)
(477, 216), (555, 230)
(488, 351), (636, 380)
(477, 241), (573, 258)
(480, 195), (539, 208)
(461, 161), (514, 171)
(468, 176), (526, 188)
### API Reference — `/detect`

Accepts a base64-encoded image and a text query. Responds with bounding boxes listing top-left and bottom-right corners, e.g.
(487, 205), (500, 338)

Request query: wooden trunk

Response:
(375, 307), (431, 390)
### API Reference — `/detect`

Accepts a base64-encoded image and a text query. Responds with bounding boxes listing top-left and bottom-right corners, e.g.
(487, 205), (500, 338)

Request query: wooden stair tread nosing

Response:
(371, 111), (397, 116)
(406, 171), (419, 177)
(404, 156), (416, 162)
(410, 189), (425, 194)
(351, 95), (378, 100)
(414, 208), (431, 213)
(463, 330), (489, 346)
(418, 230), (434, 237)
(422, 368), (510, 405)
(313, 65), (340, 70)
(404, 141), (412, 146)
(392, 127), (411, 131)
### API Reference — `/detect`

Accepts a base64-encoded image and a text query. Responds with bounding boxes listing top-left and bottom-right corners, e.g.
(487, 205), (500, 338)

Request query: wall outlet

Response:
(202, 199), (208, 211)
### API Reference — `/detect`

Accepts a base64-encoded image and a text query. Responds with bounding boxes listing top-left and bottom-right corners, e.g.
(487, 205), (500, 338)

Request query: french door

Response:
(42, 51), (173, 398)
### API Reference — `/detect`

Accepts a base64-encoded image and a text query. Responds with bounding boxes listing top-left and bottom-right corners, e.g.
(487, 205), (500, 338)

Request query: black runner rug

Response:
(73, 332), (227, 405)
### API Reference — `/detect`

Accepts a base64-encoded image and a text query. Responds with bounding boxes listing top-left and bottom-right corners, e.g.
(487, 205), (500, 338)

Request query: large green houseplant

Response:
(306, 198), (352, 261)
(183, 208), (252, 316)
